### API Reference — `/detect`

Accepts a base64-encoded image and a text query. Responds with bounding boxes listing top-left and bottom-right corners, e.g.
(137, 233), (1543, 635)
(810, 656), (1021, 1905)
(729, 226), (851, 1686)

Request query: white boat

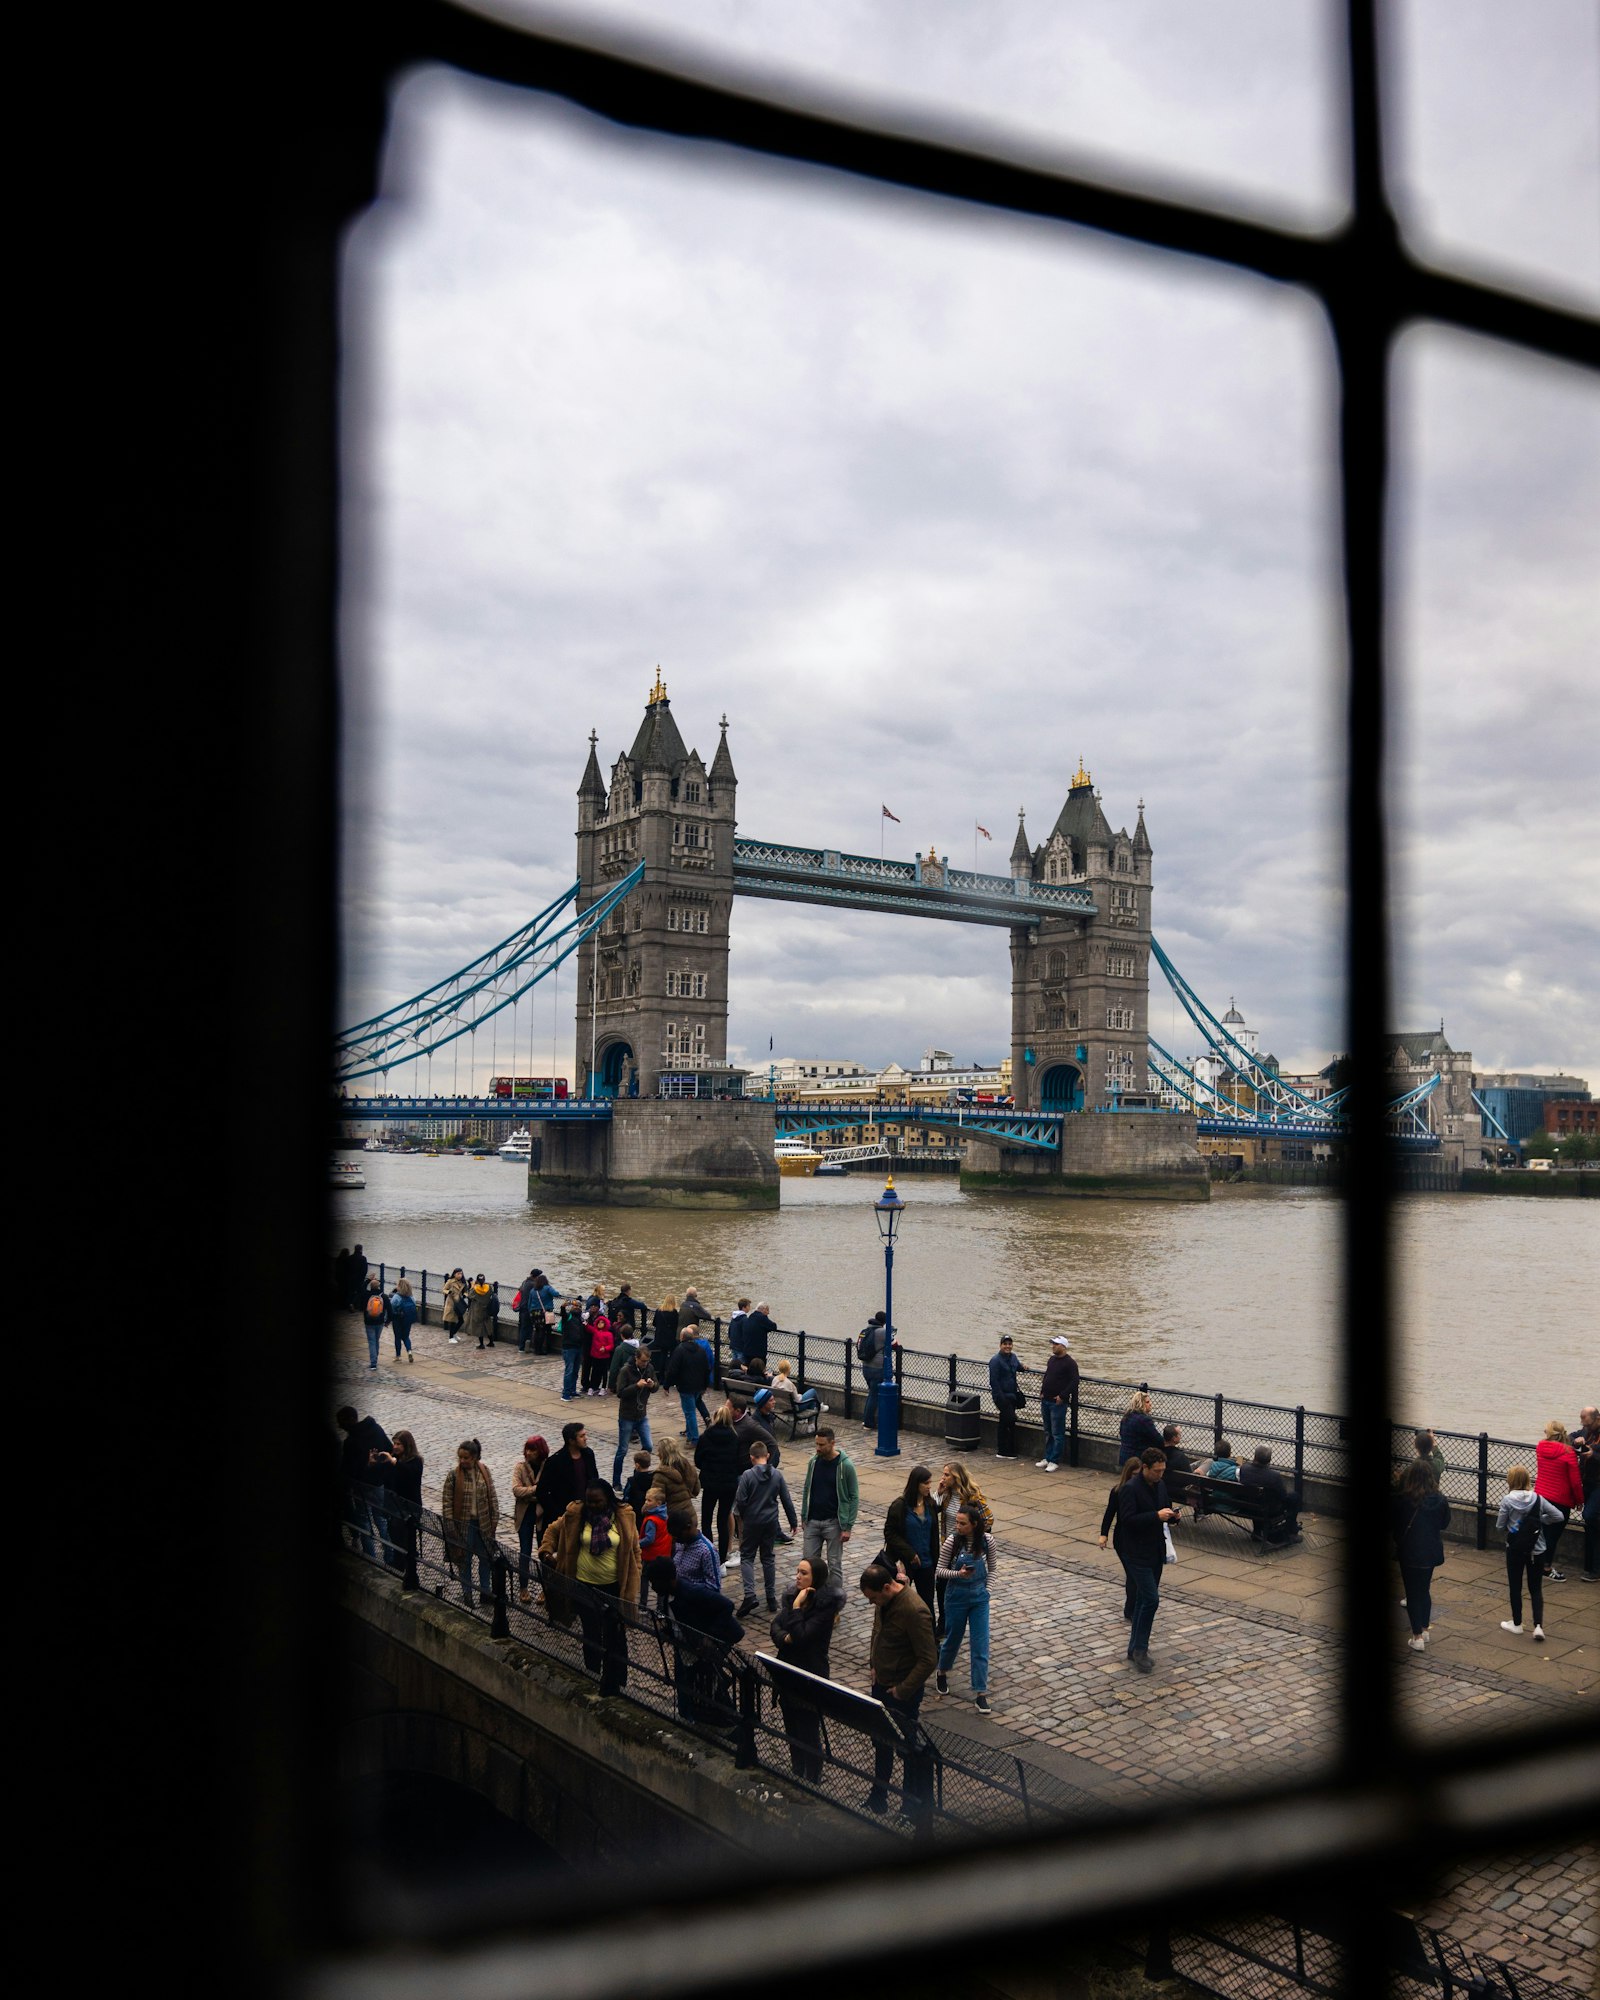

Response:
(775, 1137), (821, 1178)
(330, 1158), (367, 1190)
(498, 1129), (533, 1163)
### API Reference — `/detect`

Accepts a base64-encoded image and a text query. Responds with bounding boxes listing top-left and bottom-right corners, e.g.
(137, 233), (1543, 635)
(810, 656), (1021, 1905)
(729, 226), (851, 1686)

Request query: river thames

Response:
(332, 1154), (1592, 1442)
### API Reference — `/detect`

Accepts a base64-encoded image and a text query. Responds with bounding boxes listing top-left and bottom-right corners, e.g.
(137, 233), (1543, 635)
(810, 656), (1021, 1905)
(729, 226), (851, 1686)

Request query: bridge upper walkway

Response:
(732, 837), (1096, 927)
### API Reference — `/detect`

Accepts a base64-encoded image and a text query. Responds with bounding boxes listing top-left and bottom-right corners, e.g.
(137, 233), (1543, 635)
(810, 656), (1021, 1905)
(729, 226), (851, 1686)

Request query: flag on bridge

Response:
(976, 823), (992, 840)
(882, 804), (901, 823)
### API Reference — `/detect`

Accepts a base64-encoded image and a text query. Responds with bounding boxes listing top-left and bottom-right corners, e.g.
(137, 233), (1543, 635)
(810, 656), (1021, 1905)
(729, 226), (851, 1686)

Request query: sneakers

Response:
(765, 1599), (779, 1613)
(1533, 1624), (1546, 1640)
(1545, 1569), (1566, 1582)
(1580, 1573), (1599, 1583)
(1500, 1620), (1524, 1634)
(1034, 1459), (1050, 1469)
(1407, 1633), (1427, 1652)
(974, 1694), (992, 1715)
(934, 1670), (949, 1695)
(1129, 1653), (1152, 1675)
(1041, 1462), (1058, 1474)
(448, 1335), (459, 1344)
(722, 1558), (740, 1574)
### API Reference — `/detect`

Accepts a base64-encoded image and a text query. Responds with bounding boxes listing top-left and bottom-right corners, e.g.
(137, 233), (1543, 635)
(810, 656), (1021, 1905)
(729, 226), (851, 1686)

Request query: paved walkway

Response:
(333, 1316), (1597, 1978)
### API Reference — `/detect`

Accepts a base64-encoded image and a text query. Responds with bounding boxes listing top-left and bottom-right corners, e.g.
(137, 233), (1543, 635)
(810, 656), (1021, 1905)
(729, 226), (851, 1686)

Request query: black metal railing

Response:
(340, 1477), (1090, 1841)
(343, 1255), (1544, 1547)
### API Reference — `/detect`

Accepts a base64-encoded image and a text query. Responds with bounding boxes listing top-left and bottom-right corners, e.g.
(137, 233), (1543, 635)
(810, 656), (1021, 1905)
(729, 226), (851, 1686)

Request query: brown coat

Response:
(511, 1452), (546, 1528)
(538, 1500), (642, 1623)
(439, 1461), (499, 1555)
(645, 1456), (701, 1515)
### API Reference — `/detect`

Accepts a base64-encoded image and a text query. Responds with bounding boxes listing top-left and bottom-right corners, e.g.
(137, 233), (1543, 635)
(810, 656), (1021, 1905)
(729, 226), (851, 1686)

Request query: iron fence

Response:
(340, 1477), (1087, 1841)
(344, 1253), (1554, 1548)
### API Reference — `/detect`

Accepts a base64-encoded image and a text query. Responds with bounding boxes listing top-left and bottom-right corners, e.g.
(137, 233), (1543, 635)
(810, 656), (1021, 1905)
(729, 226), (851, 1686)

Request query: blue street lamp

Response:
(873, 1176), (904, 1458)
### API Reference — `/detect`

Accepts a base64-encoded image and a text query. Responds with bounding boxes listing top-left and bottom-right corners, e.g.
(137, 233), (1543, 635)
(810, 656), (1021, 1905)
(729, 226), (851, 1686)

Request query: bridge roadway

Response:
(732, 836), (1096, 928)
(330, 1311), (1594, 1976)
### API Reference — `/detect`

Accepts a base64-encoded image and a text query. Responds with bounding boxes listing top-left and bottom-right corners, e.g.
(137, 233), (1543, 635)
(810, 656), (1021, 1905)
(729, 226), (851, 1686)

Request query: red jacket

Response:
(1534, 1438), (1583, 1510)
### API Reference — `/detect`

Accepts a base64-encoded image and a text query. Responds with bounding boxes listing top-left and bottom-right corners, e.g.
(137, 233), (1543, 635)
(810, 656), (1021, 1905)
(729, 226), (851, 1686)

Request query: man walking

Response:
(732, 1439), (798, 1616)
(1035, 1333), (1078, 1471)
(535, 1422), (599, 1521)
(742, 1301), (777, 1367)
(611, 1344), (658, 1487)
(361, 1276), (389, 1370)
(1117, 1446), (1180, 1673)
(799, 1427), (858, 1588)
(859, 1559), (938, 1816)
(989, 1334), (1022, 1458)
(664, 1327), (714, 1441)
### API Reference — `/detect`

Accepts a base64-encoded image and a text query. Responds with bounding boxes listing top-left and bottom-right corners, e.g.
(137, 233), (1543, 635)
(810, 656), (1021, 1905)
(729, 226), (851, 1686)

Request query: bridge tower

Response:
(573, 671), (737, 1098)
(1007, 761), (1153, 1114)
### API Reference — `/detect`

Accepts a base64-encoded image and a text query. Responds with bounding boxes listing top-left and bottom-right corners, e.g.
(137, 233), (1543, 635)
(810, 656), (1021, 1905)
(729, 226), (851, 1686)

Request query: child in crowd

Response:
(623, 1449), (654, 1520)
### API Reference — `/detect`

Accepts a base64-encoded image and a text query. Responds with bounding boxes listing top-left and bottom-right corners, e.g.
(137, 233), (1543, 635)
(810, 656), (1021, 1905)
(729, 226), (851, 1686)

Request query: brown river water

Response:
(332, 1155), (1593, 1442)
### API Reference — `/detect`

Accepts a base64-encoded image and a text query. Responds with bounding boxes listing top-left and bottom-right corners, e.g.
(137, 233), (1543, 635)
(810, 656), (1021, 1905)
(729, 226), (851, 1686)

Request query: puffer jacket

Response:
(463, 1284), (496, 1341)
(694, 1425), (744, 1497)
(1534, 1438), (1583, 1512)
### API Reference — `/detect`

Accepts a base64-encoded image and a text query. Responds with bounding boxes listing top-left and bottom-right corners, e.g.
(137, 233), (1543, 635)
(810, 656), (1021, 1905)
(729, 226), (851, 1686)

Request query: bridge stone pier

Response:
(961, 1109), (1208, 1201)
(529, 1097), (779, 1208)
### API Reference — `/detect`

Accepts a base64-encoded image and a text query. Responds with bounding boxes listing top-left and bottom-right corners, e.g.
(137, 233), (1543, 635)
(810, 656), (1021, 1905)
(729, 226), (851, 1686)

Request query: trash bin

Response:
(944, 1391), (980, 1451)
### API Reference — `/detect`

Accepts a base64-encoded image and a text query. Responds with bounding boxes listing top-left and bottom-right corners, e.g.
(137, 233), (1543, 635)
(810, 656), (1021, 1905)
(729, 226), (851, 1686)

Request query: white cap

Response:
(1050, 1334), (1071, 1348)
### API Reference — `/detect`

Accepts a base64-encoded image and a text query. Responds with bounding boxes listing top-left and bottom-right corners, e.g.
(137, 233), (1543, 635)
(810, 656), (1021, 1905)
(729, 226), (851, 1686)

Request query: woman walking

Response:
(1497, 1465), (1563, 1640)
(511, 1435), (549, 1604)
(934, 1505), (998, 1714)
(934, 1462), (992, 1637)
(440, 1268), (467, 1346)
(388, 1278), (418, 1363)
(1534, 1421), (1584, 1581)
(770, 1556), (845, 1780)
(539, 1479), (640, 1696)
(1097, 1456), (1145, 1622)
(558, 1298), (586, 1399)
(694, 1403), (742, 1562)
(1391, 1459), (1451, 1652)
(885, 1465), (939, 1623)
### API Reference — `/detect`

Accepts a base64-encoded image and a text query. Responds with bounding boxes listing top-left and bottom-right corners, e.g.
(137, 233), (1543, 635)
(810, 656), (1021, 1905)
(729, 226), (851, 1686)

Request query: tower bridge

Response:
(337, 674), (1446, 1205)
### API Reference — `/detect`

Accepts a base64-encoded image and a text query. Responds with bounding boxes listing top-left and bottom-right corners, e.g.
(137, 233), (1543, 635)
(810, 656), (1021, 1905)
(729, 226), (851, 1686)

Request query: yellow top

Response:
(1072, 755), (1092, 789)
(576, 1525), (621, 1587)
(649, 667), (668, 705)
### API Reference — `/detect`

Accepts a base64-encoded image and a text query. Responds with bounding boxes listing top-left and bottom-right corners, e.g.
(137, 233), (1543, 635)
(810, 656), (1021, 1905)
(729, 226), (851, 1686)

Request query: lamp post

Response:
(873, 1176), (904, 1458)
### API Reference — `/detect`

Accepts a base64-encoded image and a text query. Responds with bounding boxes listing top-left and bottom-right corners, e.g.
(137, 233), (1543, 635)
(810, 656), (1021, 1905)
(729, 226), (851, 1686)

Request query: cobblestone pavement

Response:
(333, 1317), (1597, 1977)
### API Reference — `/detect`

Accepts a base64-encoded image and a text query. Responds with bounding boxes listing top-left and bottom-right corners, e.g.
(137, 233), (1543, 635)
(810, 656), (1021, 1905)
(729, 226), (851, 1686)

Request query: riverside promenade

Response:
(331, 1313), (1596, 1981)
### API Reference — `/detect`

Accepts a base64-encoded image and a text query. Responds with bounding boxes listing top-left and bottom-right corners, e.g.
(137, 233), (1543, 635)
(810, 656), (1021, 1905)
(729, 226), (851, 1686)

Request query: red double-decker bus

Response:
(489, 1076), (569, 1101)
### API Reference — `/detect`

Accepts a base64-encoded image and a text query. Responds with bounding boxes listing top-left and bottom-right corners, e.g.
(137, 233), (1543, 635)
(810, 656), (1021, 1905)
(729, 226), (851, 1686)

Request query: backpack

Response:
(364, 1293), (385, 1322)
(1507, 1498), (1544, 1556)
(856, 1326), (876, 1361)
(589, 1322), (615, 1360)
(511, 1288), (524, 1312)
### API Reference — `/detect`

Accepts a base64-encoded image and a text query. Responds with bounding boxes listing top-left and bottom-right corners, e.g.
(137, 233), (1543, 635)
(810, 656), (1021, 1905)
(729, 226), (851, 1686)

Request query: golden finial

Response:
(1073, 755), (1092, 790)
(649, 666), (668, 706)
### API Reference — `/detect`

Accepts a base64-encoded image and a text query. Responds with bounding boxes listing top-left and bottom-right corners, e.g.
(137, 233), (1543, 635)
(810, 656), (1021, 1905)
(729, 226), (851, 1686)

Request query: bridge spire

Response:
(578, 729), (605, 800)
(1072, 755), (1092, 791)
(648, 666), (668, 706)
(710, 712), (737, 787)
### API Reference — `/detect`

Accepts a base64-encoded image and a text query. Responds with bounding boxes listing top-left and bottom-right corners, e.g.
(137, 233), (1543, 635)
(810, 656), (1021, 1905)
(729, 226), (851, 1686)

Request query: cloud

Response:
(339, 11), (1600, 1092)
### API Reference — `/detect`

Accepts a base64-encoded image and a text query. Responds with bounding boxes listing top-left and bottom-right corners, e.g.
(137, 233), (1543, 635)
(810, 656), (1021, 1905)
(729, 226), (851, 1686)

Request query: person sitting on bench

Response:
(768, 1358), (822, 1427)
(1201, 1440), (1244, 1515)
(1240, 1445), (1302, 1543)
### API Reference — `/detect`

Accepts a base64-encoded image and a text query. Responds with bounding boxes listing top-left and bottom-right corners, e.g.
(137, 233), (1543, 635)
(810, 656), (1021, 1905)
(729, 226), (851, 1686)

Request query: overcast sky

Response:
(339, 0), (1599, 1092)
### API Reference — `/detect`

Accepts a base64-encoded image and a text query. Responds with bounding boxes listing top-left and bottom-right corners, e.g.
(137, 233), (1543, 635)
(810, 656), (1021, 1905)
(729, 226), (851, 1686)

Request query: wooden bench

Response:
(720, 1373), (823, 1438)
(1167, 1469), (1303, 1550)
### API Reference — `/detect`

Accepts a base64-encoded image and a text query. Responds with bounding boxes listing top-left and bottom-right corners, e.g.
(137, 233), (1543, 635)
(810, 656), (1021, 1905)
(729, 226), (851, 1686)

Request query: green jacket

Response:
(800, 1449), (859, 1531)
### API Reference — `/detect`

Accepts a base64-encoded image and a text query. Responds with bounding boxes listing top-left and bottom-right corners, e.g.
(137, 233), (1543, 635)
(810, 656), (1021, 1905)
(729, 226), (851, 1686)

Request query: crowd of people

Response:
(333, 1253), (1596, 1769)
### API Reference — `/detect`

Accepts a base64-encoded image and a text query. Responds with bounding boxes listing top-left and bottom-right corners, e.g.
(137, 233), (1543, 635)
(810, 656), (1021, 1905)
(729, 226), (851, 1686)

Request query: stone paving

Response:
(332, 1314), (1597, 1978)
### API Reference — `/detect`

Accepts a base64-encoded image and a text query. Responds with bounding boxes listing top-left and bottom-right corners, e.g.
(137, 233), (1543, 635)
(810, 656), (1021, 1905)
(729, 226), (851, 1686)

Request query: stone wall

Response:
(528, 1099), (780, 1208)
(337, 1559), (851, 1867)
(961, 1111), (1208, 1201)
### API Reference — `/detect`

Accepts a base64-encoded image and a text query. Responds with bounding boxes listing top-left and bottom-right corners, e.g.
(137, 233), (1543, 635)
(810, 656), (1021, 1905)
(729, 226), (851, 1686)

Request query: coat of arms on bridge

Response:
(919, 843), (946, 888)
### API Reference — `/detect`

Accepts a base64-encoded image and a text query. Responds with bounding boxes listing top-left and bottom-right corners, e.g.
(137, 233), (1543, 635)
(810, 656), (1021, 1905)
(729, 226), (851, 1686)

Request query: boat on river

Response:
(775, 1138), (822, 1177)
(498, 1130), (533, 1163)
(330, 1158), (366, 1190)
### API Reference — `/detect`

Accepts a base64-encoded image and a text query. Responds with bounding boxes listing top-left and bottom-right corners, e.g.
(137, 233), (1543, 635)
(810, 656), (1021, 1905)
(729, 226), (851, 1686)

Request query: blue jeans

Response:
(456, 1521), (493, 1600)
(365, 1325), (380, 1368)
(679, 1391), (702, 1442)
(938, 1586), (991, 1693)
(1127, 1561), (1161, 1656)
(612, 1415), (654, 1486)
(1043, 1399), (1067, 1463)
(562, 1348), (582, 1398)
(863, 1368), (883, 1425)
